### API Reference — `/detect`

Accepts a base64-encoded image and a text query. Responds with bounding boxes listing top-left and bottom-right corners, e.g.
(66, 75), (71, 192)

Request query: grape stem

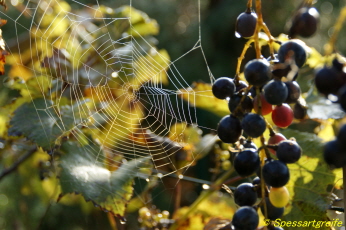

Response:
(253, 0), (276, 59)
(169, 167), (234, 230)
(247, 0), (252, 9)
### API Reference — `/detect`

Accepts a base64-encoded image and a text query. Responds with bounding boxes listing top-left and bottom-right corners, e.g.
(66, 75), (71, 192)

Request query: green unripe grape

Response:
(222, 160), (231, 170)
(269, 186), (289, 208)
(139, 207), (151, 219)
(162, 210), (170, 219)
(220, 150), (230, 161)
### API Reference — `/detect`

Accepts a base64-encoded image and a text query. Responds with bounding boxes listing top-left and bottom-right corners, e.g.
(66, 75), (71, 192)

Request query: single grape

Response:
(234, 149), (260, 177)
(222, 160), (231, 170)
(269, 186), (289, 208)
(232, 206), (259, 230)
(272, 62), (292, 78)
(228, 93), (253, 115)
(338, 85), (346, 112)
(323, 140), (346, 168)
(235, 9), (258, 38)
(253, 94), (273, 115)
(268, 133), (287, 154)
(315, 66), (346, 96)
(217, 115), (243, 143)
(262, 160), (290, 187)
(272, 104), (294, 128)
(337, 124), (346, 149)
(212, 77), (236, 99)
(263, 80), (288, 105)
(278, 40), (307, 68)
(276, 140), (302, 164)
(284, 81), (301, 104)
(333, 58), (344, 71)
(252, 176), (260, 186)
(289, 7), (319, 38)
(261, 197), (285, 220)
(234, 183), (258, 206)
(241, 113), (267, 138)
(244, 59), (271, 87)
(293, 101), (307, 119)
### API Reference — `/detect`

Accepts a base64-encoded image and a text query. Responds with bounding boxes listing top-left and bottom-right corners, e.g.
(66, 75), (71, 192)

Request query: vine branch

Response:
(169, 167), (235, 230)
(0, 146), (37, 181)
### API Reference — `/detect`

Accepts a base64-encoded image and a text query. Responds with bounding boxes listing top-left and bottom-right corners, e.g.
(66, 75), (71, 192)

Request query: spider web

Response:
(2, 0), (217, 212)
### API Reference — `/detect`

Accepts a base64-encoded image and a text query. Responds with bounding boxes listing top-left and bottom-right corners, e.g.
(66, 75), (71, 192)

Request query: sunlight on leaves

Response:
(179, 82), (229, 117)
(59, 141), (151, 217)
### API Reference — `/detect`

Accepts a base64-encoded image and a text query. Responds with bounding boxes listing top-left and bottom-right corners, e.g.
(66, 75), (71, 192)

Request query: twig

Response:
(0, 146), (37, 181)
(169, 167), (235, 230)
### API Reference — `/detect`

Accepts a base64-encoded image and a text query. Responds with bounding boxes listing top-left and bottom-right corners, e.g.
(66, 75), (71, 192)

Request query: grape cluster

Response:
(313, 55), (346, 169)
(211, 4), (316, 229)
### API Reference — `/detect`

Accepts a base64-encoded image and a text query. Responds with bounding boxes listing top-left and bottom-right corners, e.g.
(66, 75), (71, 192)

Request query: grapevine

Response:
(207, 0), (346, 229)
(1, 0), (346, 229)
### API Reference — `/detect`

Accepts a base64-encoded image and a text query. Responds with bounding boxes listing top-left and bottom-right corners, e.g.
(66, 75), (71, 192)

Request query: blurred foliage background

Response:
(0, 0), (346, 229)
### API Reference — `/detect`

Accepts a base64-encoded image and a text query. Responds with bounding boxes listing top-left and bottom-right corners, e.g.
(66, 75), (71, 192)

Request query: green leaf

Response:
(306, 96), (345, 120)
(59, 141), (151, 217)
(8, 98), (82, 150)
(280, 129), (341, 229)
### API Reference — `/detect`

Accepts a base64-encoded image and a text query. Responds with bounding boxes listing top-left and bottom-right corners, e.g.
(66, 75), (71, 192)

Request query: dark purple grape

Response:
(262, 160), (290, 187)
(241, 113), (266, 138)
(337, 124), (346, 149)
(333, 58), (344, 71)
(278, 40), (307, 68)
(272, 63), (295, 79)
(234, 183), (258, 206)
(293, 102), (307, 119)
(244, 59), (271, 87)
(289, 7), (319, 38)
(252, 176), (260, 185)
(338, 85), (346, 112)
(235, 9), (258, 38)
(217, 115), (242, 143)
(261, 197), (285, 220)
(212, 77), (236, 99)
(276, 140), (302, 164)
(315, 66), (346, 96)
(234, 149), (260, 177)
(232, 206), (259, 230)
(228, 93), (253, 115)
(284, 81), (301, 104)
(263, 80), (288, 105)
(323, 140), (346, 168)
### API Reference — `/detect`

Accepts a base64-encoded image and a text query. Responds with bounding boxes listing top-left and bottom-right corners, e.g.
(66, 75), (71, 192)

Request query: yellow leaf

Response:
(173, 192), (236, 230)
(179, 82), (230, 117)
(317, 119), (335, 142)
(130, 19), (159, 37)
(168, 122), (201, 145)
(131, 49), (170, 88)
